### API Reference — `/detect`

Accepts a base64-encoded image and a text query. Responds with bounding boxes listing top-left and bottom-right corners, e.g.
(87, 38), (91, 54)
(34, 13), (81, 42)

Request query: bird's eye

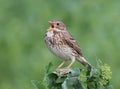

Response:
(56, 23), (59, 25)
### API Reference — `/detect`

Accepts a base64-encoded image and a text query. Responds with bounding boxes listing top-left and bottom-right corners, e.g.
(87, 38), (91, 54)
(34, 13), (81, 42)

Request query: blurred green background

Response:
(0, 0), (120, 89)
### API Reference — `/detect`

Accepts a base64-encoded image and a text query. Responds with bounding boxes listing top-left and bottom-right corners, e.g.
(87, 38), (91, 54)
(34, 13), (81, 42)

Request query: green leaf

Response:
(45, 62), (53, 74)
(31, 80), (46, 89)
(56, 76), (67, 83)
(64, 77), (83, 89)
(67, 68), (81, 77)
(47, 73), (62, 89)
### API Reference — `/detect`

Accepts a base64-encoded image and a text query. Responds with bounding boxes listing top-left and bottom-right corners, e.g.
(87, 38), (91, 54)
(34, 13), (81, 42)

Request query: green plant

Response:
(31, 60), (113, 89)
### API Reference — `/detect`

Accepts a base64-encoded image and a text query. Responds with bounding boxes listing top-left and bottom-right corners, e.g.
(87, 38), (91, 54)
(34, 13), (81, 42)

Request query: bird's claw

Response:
(60, 68), (70, 75)
(55, 68), (61, 72)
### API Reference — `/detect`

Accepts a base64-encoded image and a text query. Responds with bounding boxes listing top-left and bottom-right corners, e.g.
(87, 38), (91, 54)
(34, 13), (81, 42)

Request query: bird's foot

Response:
(55, 68), (61, 72)
(60, 67), (70, 75)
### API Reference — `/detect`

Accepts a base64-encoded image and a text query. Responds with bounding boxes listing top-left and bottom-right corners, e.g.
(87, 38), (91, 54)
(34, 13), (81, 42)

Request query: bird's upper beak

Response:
(48, 21), (54, 31)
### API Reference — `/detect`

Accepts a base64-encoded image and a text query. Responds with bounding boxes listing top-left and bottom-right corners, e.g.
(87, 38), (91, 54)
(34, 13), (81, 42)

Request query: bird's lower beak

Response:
(48, 21), (54, 31)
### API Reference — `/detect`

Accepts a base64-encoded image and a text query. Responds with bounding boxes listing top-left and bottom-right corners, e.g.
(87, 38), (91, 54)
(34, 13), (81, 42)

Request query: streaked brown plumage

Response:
(45, 20), (92, 74)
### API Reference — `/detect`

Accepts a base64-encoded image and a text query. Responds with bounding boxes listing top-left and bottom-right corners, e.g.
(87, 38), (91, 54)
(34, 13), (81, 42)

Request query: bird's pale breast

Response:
(45, 31), (74, 60)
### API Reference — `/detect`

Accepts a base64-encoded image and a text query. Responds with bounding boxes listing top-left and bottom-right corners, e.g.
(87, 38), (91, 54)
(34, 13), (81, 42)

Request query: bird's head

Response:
(48, 20), (66, 31)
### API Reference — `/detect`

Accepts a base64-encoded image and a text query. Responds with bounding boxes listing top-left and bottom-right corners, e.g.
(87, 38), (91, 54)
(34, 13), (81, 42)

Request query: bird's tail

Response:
(77, 56), (92, 71)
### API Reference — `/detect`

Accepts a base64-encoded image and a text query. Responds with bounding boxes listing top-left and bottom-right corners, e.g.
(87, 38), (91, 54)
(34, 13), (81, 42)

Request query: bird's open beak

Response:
(48, 21), (54, 31)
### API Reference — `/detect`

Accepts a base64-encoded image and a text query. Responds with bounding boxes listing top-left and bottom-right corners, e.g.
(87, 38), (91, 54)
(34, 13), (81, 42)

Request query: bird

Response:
(45, 20), (92, 74)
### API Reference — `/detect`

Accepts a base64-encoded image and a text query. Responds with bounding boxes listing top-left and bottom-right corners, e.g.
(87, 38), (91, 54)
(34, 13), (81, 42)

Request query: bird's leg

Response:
(55, 60), (66, 71)
(61, 59), (75, 75)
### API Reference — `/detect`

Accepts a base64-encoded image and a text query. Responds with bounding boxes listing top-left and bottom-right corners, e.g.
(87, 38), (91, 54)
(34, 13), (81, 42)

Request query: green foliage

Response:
(84, 60), (113, 89)
(79, 60), (113, 89)
(32, 61), (113, 89)
(31, 80), (46, 89)
(47, 69), (83, 89)
(99, 63), (112, 86)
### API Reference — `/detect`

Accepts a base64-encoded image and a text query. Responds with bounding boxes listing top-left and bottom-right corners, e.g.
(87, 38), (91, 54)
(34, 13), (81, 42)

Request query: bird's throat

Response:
(48, 27), (54, 31)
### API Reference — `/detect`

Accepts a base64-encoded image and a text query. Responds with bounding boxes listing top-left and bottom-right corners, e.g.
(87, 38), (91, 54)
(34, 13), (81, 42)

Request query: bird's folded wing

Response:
(62, 31), (83, 56)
